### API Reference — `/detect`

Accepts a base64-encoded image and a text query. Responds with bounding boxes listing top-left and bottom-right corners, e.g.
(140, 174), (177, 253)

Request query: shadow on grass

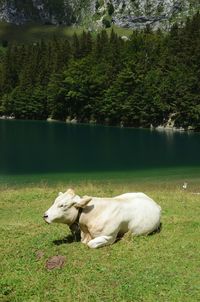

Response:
(53, 234), (81, 245)
(148, 222), (163, 236)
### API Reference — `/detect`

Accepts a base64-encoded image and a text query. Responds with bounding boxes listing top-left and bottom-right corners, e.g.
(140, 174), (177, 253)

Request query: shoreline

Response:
(48, 117), (200, 133)
(1, 166), (200, 188)
(1, 115), (199, 132)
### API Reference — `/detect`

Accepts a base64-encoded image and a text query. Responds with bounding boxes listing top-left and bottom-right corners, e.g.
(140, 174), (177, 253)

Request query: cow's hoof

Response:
(87, 241), (98, 249)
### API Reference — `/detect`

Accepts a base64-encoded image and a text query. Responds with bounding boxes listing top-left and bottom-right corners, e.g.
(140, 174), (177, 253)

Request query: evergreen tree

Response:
(72, 33), (81, 59)
(47, 73), (67, 120)
(0, 14), (200, 130)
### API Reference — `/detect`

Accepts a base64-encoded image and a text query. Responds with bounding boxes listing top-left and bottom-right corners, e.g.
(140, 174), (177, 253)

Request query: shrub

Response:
(102, 16), (111, 28)
(107, 3), (114, 16)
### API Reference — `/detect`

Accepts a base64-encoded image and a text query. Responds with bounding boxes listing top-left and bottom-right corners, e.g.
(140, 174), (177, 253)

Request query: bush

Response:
(102, 16), (111, 28)
(95, 0), (100, 10)
(107, 3), (114, 16)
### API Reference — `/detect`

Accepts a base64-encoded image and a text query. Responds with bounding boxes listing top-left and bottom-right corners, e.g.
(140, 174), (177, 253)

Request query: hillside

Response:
(0, 0), (199, 30)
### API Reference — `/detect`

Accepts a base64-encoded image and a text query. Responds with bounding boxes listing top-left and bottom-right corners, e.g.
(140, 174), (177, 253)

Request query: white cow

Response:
(44, 189), (161, 248)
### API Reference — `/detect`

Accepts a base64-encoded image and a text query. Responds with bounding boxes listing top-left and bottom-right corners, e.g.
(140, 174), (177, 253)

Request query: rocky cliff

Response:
(110, 0), (200, 30)
(0, 0), (199, 29)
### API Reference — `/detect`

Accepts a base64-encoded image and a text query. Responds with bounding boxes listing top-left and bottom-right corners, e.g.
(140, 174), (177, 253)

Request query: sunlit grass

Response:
(1, 178), (200, 301)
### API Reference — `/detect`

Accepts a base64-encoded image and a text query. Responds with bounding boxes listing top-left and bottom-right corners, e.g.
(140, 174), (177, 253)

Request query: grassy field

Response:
(0, 22), (133, 43)
(0, 176), (200, 302)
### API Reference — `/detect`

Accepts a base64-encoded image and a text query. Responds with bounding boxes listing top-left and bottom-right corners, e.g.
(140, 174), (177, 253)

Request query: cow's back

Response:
(79, 194), (161, 237)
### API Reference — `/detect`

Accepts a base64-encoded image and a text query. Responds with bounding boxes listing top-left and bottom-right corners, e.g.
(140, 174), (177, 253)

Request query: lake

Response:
(0, 120), (200, 184)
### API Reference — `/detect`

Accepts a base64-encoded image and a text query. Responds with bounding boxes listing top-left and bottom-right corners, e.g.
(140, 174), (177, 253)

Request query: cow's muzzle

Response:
(43, 213), (50, 224)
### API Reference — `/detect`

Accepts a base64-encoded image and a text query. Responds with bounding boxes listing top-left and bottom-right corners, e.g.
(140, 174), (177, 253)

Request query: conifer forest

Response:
(0, 13), (200, 130)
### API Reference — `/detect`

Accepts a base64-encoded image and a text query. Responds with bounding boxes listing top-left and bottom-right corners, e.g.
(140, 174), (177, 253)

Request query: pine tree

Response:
(72, 33), (80, 59)
(47, 73), (67, 120)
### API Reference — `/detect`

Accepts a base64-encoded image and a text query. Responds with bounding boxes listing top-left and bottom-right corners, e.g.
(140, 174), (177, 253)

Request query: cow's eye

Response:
(59, 204), (64, 208)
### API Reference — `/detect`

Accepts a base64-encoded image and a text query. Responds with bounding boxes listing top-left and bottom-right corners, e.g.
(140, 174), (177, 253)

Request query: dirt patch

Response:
(35, 250), (44, 261)
(45, 255), (66, 270)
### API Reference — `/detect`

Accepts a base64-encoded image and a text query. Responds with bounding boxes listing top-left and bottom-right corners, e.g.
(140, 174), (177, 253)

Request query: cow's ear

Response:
(58, 192), (63, 196)
(74, 196), (92, 209)
(65, 188), (75, 196)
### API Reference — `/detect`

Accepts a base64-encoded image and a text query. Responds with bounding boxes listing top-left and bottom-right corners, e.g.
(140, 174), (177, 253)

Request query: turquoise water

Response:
(0, 120), (200, 184)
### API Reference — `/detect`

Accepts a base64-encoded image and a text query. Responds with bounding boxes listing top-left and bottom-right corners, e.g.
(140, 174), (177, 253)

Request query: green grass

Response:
(0, 21), (133, 43)
(1, 175), (200, 301)
(0, 22), (83, 43)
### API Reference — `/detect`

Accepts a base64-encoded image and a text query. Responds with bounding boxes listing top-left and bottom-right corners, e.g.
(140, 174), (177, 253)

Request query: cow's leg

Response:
(87, 235), (116, 249)
(81, 231), (92, 244)
(81, 231), (87, 244)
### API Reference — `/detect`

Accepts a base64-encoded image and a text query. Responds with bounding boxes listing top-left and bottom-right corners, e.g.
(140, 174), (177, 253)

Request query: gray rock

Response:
(0, 0), (199, 29)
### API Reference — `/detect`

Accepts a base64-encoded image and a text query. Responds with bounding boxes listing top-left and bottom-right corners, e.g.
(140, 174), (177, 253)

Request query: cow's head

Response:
(43, 189), (92, 225)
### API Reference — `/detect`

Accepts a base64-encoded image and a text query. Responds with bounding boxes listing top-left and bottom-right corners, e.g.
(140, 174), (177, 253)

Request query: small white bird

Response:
(182, 182), (188, 190)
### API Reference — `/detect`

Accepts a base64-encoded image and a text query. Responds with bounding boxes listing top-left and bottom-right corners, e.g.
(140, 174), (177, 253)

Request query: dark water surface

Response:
(0, 120), (200, 175)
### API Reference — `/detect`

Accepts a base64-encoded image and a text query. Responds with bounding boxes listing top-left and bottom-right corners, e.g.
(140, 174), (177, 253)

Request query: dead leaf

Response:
(45, 255), (66, 270)
(35, 250), (44, 261)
